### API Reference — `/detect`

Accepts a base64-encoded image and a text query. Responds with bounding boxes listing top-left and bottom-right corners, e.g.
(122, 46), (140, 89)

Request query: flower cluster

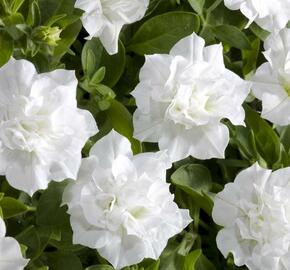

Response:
(132, 32), (250, 162)
(63, 130), (192, 269)
(75, 0), (149, 55)
(0, 217), (29, 269)
(1, 1), (290, 270)
(213, 163), (290, 270)
(209, 3), (290, 270)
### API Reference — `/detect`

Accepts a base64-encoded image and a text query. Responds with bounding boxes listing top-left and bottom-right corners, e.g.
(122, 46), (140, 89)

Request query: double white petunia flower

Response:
(224, 0), (290, 32)
(0, 217), (29, 269)
(63, 130), (192, 269)
(251, 29), (290, 125)
(75, 0), (149, 55)
(0, 58), (98, 195)
(213, 163), (290, 270)
(132, 33), (250, 162)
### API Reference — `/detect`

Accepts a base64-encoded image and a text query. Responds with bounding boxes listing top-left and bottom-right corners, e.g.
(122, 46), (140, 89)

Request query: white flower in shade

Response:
(251, 29), (290, 125)
(63, 130), (192, 269)
(132, 33), (250, 162)
(75, 0), (149, 55)
(212, 163), (290, 270)
(0, 217), (29, 269)
(0, 58), (98, 195)
(224, 0), (290, 32)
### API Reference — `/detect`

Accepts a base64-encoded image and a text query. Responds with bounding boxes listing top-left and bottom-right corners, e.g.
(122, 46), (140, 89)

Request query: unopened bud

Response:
(33, 26), (62, 46)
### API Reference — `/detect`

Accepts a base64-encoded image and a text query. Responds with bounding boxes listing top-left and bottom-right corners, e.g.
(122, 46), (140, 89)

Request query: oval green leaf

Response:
(128, 11), (200, 55)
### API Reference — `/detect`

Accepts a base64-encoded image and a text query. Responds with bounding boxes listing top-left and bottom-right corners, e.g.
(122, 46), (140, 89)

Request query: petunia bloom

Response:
(63, 130), (192, 269)
(0, 217), (29, 269)
(75, 0), (149, 55)
(132, 33), (250, 162)
(224, 0), (290, 32)
(213, 163), (290, 270)
(251, 29), (290, 125)
(0, 58), (98, 195)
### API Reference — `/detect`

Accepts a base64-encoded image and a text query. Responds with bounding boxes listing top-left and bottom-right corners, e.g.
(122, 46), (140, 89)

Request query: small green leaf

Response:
(128, 11), (200, 55)
(82, 38), (126, 87)
(249, 22), (269, 41)
(90, 67), (106, 85)
(11, 0), (25, 13)
(26, 0), (41, 26)
(0, 31), (13, 67)
(107, 100), (141, 154)
(0, 197), (28, 218)
(213, 24), (251, 50)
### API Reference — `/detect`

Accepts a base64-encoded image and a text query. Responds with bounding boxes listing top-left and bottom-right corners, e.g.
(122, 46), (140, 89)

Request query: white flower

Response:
(75, 0), (149, 55)
(0, 217), (29, 269)
(132, 33), (250, 162)
(63, 130), (191, 269)
(251, 29), (290, 125)
(0, 58), (98, 195)
(212, 163), (290, 270)
(224, 0), (290, 32)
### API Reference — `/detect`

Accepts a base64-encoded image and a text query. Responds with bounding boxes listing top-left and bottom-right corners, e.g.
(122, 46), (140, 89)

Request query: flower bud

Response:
(33, 26), (62, 46)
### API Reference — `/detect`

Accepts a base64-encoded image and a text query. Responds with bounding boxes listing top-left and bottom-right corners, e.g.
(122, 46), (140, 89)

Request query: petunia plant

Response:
(0, 0), (290, 270)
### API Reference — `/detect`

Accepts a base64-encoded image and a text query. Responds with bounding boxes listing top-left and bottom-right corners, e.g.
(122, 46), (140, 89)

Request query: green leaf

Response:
(171, 164), (213, 215)
(128, 11), (200, 55)
(11, 0), (25, 13)
(242, 37), (260, 77)
(279, 125), (290, 152)
(53, 20), (82, 61)
(26, 0), (41, 26)
(159, 233), (196, 270)
(82, 38), (126, 87)
(184, 249), (202, 269)
(188, 0), (205, 14)
(249, 22), (269, 41)
(90, 67), (106, 85)
(106, 100), (141, 154)
(245, 106), (281, 167)
(38, 0), (75, 23)
(212, 24), (251, 50)
(36, 181), (69, 229)
(16, 225), (41, 258)
(0, 197), (28, 218)
(0, 31), (13, 67)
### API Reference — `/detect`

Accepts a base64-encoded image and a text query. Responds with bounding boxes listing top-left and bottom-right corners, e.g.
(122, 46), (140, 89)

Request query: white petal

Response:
(90, 130), (133, 168)
(0, 218), (5, 237)
(0, 58), (36, 103)
(0, 237), (29, 270)
(170, 32), (205, 61)
(159, 122), (229, 162)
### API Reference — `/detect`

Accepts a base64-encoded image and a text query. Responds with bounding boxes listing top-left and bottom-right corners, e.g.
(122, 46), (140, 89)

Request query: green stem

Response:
(27, 206), (37, 212)
(207, 0), (223, 14)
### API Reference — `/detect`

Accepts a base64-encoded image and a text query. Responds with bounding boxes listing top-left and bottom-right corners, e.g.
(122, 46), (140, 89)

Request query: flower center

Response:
(278, 71), (290, 96)
(0, 95), (49, 152)
(165, 85), (211, 128)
